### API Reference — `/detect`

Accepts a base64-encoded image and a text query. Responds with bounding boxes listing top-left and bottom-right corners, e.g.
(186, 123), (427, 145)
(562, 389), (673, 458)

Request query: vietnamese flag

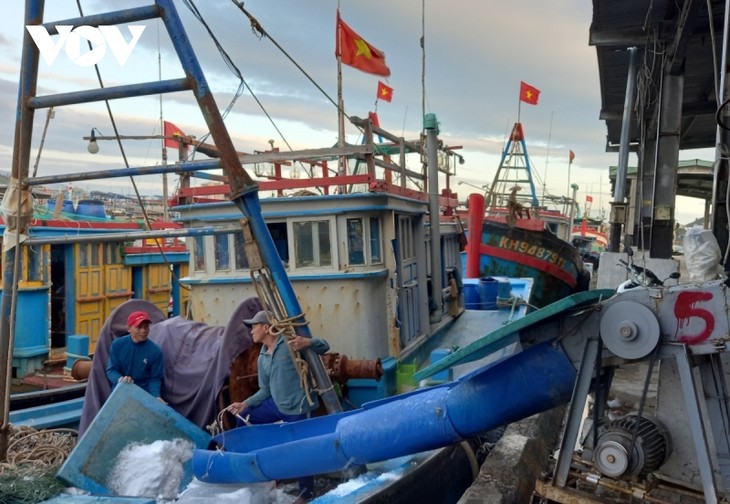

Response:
(336, 11), (391, 77)
(163, 121), (186, 148)
(519, 81), (540, 105)
(376, 81), (393, 102)
(569, 150), (575, 163)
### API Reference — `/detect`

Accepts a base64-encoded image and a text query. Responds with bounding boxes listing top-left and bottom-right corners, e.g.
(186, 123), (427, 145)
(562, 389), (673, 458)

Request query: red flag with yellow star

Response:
(519, 81), (540, 105)
(163, 121), (186, 149)
(376, 81), (393, 102)
(336, 11), (391, 77)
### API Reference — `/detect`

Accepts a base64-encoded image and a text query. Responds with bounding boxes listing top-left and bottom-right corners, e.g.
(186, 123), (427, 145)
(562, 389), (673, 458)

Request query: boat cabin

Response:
(0, 204), (190, 379)
(174, 189), (463, 361)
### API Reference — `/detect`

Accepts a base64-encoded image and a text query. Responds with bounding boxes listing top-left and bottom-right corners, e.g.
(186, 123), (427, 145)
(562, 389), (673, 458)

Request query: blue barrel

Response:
(478, 277), (498, 310)
(48, 199), (75, 214)
(76, 199), (107, 219)
(463, 281), (480, 309)
(12, 287), (49, 358)
(496, 278), (511, 299)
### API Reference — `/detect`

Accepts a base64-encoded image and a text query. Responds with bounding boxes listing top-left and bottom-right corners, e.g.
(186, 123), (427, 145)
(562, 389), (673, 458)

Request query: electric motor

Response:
(593, 415), (671, 479)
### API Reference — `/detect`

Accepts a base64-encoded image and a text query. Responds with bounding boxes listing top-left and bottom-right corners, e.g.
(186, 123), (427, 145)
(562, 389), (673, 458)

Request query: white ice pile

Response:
(106, 438), (193, 499)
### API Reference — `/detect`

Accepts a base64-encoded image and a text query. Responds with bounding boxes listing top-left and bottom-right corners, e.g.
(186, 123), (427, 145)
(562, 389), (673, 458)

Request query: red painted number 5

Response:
(674, 291), (714, 344)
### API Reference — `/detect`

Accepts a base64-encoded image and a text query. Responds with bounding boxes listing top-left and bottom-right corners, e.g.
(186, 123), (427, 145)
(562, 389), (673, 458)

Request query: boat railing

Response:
(168, 114), (460, 211)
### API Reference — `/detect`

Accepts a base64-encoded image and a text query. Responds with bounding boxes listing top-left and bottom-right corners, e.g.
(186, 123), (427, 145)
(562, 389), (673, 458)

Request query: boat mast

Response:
(485, 123), (540, 210)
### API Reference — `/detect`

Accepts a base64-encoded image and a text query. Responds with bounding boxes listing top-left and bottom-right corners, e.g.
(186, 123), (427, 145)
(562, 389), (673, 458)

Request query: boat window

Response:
(370, 217), (382, 264)
(293, 220), (332, 269)
(27, 244), (42, 282)
(398, 215), (416, 260)
(193, 236), (205, 272)
(79, 243), (88, 267)
(269, 222), (289, 266)
(347, 218), (365, 265)
(233, 222), (288, 271)
(234, 233), (249, 270)
(215, 234), (230, 271)
(106, 242), (121, 264)
(90, 243), (100, 267)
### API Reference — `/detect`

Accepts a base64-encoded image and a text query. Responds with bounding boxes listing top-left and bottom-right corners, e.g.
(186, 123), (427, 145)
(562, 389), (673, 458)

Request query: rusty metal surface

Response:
(320, 353), (383, 384)
(533, 479), (607, 504)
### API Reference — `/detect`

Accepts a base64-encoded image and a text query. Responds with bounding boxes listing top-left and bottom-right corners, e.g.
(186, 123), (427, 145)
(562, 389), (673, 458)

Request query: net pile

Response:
(0, 426), (77, 504)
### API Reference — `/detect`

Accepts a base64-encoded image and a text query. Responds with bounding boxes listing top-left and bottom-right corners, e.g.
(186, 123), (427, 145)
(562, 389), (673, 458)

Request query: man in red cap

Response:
(106, 310), (164, 400)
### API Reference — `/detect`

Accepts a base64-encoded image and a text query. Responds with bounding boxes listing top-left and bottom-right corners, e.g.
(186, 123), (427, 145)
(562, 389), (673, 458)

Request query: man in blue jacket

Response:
(227, 310), (329, 501)
(106, 310), (164, 400)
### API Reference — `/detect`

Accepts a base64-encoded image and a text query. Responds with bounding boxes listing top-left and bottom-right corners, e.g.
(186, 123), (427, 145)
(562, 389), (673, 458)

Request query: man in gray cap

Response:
(227, 309), (329, 501)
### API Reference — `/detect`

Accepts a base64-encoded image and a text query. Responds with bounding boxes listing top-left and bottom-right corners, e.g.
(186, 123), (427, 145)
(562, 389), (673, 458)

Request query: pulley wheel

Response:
(594, 439), (630, 478)
(600, 301), (660, 359)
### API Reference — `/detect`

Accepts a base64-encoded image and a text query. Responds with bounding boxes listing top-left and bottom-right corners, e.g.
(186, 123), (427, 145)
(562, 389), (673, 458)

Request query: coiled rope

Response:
(0, 425), (77, 504)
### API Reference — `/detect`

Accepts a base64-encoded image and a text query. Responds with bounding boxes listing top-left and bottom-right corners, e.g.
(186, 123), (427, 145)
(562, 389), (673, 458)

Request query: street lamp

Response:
(87, 128), (100, 154)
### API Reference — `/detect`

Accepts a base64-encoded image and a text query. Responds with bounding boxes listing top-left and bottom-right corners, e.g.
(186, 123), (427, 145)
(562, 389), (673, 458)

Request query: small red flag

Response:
(376, 81), (393, 102)
(336, 11), (391, 77)
(519, 81), (540, 105)
(163, 121), (186, 149)
(586, 195), (593, 203)
(569, 150), (575, 163)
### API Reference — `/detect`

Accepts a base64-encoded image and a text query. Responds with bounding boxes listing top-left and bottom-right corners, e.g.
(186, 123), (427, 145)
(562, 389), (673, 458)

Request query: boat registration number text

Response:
(497, 237), (569, 270)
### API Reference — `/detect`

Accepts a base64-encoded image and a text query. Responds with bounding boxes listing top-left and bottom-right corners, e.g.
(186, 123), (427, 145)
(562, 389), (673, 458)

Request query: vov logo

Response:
(26, 25), (146, 66)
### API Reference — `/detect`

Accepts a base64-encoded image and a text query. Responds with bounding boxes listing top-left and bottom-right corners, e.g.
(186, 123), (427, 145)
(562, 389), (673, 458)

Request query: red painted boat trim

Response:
(479, 243), (577, 288)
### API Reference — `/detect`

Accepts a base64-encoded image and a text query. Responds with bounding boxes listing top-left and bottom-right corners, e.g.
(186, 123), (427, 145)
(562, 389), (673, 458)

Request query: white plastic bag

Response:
(683, 227), (724, 282)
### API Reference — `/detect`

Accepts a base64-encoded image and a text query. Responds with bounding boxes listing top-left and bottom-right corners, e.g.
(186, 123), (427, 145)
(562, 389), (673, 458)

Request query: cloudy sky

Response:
(0, 0), (712, 224)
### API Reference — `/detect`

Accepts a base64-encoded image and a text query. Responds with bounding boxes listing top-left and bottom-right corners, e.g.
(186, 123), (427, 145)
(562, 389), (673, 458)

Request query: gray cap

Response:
(243, 310), (269, 326)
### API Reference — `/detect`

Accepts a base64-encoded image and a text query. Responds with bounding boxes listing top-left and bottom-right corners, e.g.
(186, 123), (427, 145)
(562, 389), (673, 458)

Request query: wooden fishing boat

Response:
(1, 201), (190, 384)
(462, 123), (590, 308)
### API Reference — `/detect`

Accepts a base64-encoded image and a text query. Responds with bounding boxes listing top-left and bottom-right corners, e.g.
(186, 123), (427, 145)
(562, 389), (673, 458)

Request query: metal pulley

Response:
(599, 301), (660, 359)
(593, 415), (671, 478)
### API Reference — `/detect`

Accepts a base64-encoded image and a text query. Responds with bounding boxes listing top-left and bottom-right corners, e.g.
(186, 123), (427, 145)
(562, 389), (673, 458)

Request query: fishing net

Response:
(0, 425), (77, 504)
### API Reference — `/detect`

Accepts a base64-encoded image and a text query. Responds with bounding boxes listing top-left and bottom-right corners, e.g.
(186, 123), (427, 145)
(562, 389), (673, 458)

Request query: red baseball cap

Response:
(127, 310), (152, 328)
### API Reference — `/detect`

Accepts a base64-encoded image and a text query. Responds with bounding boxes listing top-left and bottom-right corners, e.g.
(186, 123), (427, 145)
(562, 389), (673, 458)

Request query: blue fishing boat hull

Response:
(192, 340), (577, 484)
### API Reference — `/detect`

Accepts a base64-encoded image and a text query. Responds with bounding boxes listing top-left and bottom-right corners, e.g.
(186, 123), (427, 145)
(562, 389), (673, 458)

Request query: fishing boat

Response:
(0, 187), (190, 395)
(4, 194), (192, 432)
(571, 224), (607, 278)
(462, 122), (590, 308)
(5, 1), (533, 502)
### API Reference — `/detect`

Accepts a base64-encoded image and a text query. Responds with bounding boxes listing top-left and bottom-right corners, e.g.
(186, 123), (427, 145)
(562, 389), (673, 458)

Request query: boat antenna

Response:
(542, 111), (553, 203)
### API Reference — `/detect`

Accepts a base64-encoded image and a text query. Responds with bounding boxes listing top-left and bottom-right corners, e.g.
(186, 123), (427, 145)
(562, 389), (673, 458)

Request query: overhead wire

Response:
(183, 0), (360, 180)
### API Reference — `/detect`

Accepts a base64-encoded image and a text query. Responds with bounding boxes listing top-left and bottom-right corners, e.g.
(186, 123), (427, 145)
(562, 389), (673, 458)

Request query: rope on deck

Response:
(0, 425), (77, 504)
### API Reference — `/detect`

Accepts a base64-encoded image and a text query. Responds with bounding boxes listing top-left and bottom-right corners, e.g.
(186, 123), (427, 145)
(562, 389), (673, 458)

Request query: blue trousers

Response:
(238, 397), (314, 499)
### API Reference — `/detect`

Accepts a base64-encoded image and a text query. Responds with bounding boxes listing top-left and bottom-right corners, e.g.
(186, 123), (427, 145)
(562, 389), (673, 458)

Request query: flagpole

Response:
(542, 111), (553, 203)
(157, 24), (169, 222)
(420, 0), (427, 190)
(336, 8), (346, 193)
(421, 0), (426, 132)
(567, 155), (573, 202)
